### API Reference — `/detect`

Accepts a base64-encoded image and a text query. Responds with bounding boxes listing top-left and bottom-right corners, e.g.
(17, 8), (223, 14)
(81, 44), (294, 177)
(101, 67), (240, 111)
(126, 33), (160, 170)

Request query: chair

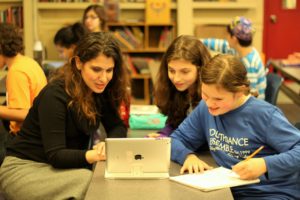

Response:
(0, 119), (9, 166)
(295, 122), (300, 130)
(265, 73), (283, 105)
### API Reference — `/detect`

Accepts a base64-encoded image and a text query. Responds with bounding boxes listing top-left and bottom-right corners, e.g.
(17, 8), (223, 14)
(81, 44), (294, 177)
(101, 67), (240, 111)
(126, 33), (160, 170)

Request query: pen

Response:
(245, 146), (264, 161)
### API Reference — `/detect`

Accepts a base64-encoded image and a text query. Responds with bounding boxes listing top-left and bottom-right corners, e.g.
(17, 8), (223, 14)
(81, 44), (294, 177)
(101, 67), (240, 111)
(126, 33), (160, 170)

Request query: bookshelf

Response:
(36, 1), (176, 105)
(107, 22), (175, 52)
(108, 22), (175, 104)
(32, 0), (263, 104)
(0, 1), (33, 57)
(0, 2), (22, 26)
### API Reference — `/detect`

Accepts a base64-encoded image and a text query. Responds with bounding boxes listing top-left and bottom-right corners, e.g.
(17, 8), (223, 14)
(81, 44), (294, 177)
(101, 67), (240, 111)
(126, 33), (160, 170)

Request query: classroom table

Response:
(269, 59), (300, 105)
(84, 129), (234, 200)
(84, 152), (234, 200)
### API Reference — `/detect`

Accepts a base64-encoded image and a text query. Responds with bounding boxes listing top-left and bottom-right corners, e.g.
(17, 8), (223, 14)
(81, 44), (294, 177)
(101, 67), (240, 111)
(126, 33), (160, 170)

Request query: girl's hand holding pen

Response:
(232, 158), (267, 180)
(232, 145), (266, 180)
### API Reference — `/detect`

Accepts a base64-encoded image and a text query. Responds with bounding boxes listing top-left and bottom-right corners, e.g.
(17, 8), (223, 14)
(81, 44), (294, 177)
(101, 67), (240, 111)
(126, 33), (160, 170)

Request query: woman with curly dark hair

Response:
(0, 23), (47, 134)
(149, 35), (211, 137)
(0, 32), (129, 199)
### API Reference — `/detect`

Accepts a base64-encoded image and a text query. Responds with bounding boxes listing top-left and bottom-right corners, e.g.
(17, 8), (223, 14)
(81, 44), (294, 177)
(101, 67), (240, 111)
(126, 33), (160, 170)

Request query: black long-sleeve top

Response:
(7, 80), (127, 169)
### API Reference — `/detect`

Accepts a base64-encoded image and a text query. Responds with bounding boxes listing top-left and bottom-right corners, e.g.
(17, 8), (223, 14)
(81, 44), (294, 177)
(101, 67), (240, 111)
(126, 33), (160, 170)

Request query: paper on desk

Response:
(170, 167), (260, 192)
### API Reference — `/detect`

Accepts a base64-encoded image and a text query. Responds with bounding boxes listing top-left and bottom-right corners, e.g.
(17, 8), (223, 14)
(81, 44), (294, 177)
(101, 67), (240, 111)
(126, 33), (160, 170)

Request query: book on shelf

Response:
(131, 57), (151, 74)
(123, 27), (143, 48)
(158, 27), (174, 49)
(117, 29), (139, 49)
(123, 54), (138, 75)
(131, 27), (144, 48)
(0, 6), (23, 29)
(112, 27), (145, 50)
(170, 167), (260, 192)
(123, 56), (154, 75)
(113, 31), (135, 50)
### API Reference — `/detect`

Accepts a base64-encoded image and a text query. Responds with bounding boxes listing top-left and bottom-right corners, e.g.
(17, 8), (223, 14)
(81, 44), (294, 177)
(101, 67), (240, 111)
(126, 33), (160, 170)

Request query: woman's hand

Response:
(232, 158), (267, 180)
(147, 133), (161, 138)
(85, 142), (106, 164)
(180, 154), (213, 174)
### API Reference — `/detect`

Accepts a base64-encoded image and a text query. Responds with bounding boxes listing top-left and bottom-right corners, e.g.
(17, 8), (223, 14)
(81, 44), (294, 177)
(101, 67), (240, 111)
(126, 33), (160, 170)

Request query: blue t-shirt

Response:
(171, 97), (300, 199)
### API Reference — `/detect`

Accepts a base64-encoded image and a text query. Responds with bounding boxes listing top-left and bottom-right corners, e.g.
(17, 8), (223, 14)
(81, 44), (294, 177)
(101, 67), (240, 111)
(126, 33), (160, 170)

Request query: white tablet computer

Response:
(105, 137), (171, 179)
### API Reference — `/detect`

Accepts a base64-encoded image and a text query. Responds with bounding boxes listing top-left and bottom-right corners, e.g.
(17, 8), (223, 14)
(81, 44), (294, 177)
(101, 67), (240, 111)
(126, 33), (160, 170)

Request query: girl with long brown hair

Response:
(151, 35), (211, 137)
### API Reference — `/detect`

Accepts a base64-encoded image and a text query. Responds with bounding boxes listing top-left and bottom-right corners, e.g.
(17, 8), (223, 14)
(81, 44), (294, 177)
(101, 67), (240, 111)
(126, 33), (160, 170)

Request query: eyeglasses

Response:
(84, 16), (99, 20)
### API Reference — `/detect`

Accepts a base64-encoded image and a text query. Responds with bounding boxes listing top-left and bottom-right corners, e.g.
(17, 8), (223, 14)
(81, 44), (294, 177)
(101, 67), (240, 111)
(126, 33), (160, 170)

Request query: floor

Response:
(277, 90), (300, 125)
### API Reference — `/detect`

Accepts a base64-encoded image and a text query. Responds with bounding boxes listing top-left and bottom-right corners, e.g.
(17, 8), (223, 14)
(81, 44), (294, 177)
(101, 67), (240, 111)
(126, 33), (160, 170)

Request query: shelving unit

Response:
(0, 1), (23, 30)
(107, 21), (176, 104)
(35, 1), (177, 105)
(107, 22), (175, 52)
(37, 2), (177, 10)
(25, 0), (264, 105)
(0, 0), (32, 57)
(130, 74), (151, 105)
(192, 1), (256, 9)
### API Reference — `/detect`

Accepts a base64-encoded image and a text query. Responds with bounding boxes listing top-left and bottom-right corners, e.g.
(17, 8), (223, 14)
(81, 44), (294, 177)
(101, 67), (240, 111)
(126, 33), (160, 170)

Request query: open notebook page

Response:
(170, 167), (260, 192)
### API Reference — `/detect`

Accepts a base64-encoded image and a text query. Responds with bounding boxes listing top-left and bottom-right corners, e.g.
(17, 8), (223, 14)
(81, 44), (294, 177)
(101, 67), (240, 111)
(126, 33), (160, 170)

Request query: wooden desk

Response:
(84, 151), (234, 200)
(269, 60), (300, 105)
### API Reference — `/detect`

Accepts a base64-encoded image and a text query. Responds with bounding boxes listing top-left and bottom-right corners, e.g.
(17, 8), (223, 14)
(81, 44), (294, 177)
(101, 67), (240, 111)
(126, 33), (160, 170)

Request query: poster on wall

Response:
(145, 0), (171, 24)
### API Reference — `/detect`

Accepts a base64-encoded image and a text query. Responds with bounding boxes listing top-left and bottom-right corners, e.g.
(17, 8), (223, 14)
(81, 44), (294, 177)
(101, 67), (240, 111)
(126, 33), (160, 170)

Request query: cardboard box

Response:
(145, 0), (171, 24)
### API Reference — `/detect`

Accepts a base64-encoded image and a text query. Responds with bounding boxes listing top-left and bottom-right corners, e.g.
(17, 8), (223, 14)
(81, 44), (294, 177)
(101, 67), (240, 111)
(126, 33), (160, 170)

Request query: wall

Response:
(263, 0), (300, 59)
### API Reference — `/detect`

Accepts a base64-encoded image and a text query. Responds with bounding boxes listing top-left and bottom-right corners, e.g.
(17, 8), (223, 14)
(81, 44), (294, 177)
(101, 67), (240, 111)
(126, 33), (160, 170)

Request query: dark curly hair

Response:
(0, 23), (23, 57)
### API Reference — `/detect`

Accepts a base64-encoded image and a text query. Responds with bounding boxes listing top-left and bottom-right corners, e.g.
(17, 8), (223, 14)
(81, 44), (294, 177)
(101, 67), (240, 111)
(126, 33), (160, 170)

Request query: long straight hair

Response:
(155, 35), (211, 128)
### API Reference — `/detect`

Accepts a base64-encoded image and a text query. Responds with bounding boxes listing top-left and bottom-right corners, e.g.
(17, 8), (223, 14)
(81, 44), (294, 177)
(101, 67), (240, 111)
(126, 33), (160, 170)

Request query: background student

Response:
(82, 4), (107, 33)
(54, 22), (88, 62)
(47, 22), (89, 79)
(0, 32), (129, 200)
(148, 35), (211, 137)
(201, 16), (266, 99)
(0, 23), (47, 134)
(171, 54), (300, 199)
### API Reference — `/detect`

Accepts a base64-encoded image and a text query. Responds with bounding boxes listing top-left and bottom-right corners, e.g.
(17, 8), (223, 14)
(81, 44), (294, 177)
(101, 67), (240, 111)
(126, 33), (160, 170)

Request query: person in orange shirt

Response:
(0, 23), (47, 134)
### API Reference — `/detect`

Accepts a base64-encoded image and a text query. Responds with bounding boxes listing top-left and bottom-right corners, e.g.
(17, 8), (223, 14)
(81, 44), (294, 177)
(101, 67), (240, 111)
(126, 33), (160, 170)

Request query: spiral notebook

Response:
(170, 167), (260, 192)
